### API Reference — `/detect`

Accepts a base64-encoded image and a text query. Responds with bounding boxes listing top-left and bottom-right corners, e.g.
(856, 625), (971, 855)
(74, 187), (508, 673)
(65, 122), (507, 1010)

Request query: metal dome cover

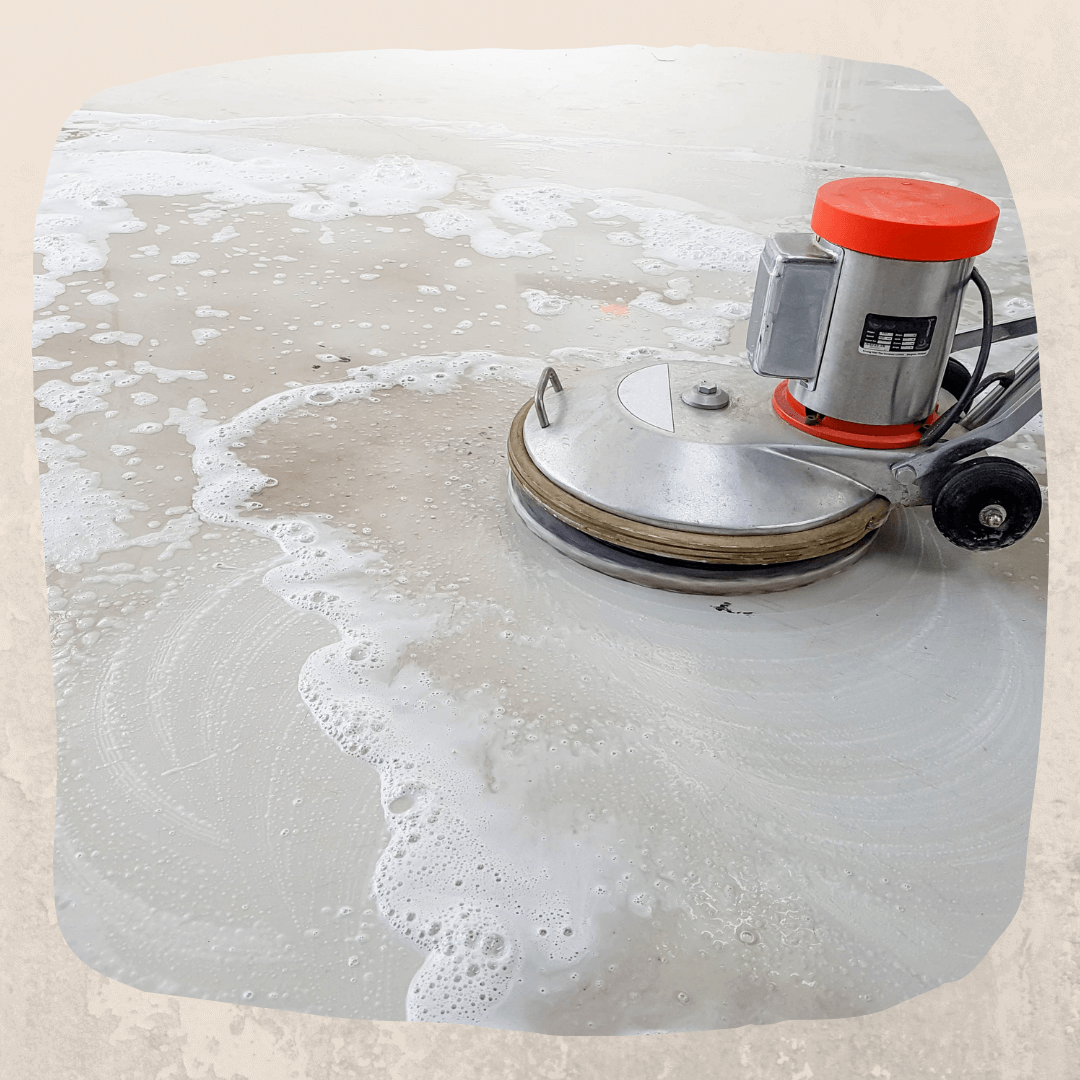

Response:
(520, 359), (879, 536)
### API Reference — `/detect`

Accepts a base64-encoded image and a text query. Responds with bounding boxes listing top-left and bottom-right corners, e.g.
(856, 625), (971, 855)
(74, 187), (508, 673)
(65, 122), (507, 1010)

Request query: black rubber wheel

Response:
(931, 456), (1043, 551)
(940, 357), (972, 402)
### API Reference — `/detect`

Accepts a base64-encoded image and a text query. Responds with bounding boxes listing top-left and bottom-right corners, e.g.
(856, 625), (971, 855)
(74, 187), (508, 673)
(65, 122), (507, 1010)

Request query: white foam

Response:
(1002, 296), (1036, 317)
(418, 207), (552, 259)
(38, 443), (203, 571)
(70, 366), (142, 390)
(133, 361), (208, 383)
(470, 228), (550, 260)
(83, 566), (161, 584)
(629, 291), (752, 351)
(34, 112), (766, 366)
(39, 461), (145, 572)
(35, 275), (67, 310)
(521, 289), (571, 316)
(33, 315), (85, 349)
(489, 185), (581, 231)
(634, 258), (676, 275)
(45, 132), (461, 228)
(106, 351), (611, 1024)
(90, 331), (143, 346)
(663, 277), (693, 301)
(591, 199), (764, 271)
(35, 366), (141, 433)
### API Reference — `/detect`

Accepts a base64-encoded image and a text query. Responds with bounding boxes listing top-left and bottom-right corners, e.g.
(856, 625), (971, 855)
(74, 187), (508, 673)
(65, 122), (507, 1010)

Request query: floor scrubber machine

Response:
(508, 176), (1043, 593)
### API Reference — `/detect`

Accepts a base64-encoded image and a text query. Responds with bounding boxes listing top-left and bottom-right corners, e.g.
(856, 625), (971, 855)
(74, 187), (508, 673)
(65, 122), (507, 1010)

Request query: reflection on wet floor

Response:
(41, 49), (1045, 1033)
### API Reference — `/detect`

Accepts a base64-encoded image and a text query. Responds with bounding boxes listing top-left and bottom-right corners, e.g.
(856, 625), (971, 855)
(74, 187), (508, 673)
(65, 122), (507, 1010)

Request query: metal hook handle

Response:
(534, 365), (563, 428)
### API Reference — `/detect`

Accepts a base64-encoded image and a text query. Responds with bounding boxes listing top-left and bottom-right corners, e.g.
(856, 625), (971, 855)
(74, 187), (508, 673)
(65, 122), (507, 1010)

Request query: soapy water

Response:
(38, 105), (1045, 1033)
(182, 366), (1047, 1032)
(35, 112), (765, 319)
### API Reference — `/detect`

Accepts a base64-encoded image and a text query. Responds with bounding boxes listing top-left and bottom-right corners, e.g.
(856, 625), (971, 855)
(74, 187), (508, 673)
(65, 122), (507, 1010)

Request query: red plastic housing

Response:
(772, 382), (937, 449)
(811, 177), (999, 262)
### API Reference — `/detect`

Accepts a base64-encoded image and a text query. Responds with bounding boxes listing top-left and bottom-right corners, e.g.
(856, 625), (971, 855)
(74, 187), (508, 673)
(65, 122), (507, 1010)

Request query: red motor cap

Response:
(811, 177), (1000, 262)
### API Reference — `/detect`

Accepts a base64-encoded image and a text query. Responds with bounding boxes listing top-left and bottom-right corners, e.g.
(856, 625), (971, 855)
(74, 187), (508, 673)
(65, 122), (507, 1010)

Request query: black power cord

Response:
(972, 369), (1016, 396)
(921, 266), (993, 447)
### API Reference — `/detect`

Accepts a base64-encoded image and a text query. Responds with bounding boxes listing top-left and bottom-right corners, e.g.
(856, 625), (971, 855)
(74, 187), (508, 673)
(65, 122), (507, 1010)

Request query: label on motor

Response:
(858, 313), (937, 356)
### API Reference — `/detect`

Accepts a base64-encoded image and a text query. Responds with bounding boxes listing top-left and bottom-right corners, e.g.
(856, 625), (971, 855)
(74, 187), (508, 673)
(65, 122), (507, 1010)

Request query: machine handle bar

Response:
(951, 315), (1036, 353)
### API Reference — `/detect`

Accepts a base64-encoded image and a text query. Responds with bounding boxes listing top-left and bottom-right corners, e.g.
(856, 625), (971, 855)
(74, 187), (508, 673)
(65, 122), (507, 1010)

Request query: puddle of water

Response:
(40, 47), (1046, 1033)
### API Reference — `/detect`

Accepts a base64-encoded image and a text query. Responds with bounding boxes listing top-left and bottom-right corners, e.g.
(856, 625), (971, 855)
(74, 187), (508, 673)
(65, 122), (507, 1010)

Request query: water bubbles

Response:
(349, 641), (377, 664)
(520, 289), (571, 316)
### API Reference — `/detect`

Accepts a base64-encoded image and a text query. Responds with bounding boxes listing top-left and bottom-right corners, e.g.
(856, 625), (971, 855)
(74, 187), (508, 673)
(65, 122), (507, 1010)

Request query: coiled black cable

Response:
(920, 266), (993, 447)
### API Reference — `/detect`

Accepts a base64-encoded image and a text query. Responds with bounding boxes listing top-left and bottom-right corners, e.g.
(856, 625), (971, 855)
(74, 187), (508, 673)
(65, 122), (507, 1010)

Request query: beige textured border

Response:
(3, 3), (1075, 1076)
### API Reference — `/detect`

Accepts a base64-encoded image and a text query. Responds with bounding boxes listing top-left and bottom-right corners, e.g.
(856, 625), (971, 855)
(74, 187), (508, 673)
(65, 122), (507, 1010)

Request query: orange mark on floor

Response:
(600, 303), (629, 316)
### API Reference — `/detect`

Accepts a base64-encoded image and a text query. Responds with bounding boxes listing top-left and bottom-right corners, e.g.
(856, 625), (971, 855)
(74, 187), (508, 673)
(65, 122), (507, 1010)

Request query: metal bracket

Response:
(763, 346), (1041, 507)
(890, 347), (1041, 489)
(534, 366), (563, 429)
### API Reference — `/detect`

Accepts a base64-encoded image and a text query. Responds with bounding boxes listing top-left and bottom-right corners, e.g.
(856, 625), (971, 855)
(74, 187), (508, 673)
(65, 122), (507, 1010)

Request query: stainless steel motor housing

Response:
(747, 232), (974, 426)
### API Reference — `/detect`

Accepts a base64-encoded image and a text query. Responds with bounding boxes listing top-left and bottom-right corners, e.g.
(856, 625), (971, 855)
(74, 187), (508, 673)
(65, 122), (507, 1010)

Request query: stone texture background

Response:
(3, 2), (1077, 1076)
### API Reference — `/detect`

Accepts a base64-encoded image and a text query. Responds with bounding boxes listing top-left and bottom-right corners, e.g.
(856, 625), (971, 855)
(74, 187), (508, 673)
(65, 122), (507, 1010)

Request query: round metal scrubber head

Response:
(505, 359), (893, 593)
(508, 475), (883, 595)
